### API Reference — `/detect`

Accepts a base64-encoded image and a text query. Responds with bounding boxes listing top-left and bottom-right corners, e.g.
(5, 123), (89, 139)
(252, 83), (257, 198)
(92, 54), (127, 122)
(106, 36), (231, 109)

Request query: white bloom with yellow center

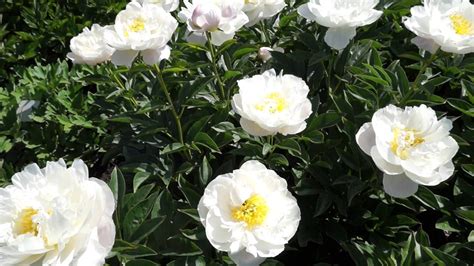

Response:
(297, 0), (383, 50)
(178, 0), (249, 46)
(67, 24), (115, 66)
(133, 0), (179, 12)
(356, 105), (459, 198)
(232, 69), (312, 137)
(104, 2), (178, 67)
(0, 159), (116, 265)
(404, 0), (474, 54)
(243, 0), (286, 26)
(198, 160), (301, 266)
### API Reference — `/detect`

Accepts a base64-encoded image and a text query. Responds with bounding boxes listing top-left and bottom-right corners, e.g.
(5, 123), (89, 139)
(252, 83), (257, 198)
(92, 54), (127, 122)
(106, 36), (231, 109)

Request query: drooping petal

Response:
(240, 118), (275, 137)
(383, 173), (419, 198)
(324, 27), (357, 50)
(210, 31), (235, 46)
(141, 45), (171, 65)
(228, 248), (266, 266)
(111, 50), (139, 67)
(356, 122), (376, 156)
(410, 36), (440, 54)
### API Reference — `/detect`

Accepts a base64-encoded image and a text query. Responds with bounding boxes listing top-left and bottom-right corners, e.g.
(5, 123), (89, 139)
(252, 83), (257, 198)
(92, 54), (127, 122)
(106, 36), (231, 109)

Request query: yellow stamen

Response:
(450, 14), (474, 36)
(232, 195), (269, 229)
(15, 208), (39, 236)
(255, 92), (288, 113)
(390, 128), (424, 160)
(129, 18), (145, 33)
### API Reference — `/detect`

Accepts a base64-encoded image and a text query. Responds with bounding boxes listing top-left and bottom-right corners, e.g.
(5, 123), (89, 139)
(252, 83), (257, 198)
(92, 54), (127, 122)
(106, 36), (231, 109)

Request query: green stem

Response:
(412, 51), (438, 90)
(205, 32), (227, 102)
(108, 68), (138, 108)
(154, 64), (185, 146)
(260, 21), (271, 44)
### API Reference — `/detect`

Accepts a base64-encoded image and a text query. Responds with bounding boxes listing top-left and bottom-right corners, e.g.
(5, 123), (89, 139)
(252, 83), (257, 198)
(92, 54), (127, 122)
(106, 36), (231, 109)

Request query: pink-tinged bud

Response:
(191, 4), (221, 32)
(258, 46), (284, 62)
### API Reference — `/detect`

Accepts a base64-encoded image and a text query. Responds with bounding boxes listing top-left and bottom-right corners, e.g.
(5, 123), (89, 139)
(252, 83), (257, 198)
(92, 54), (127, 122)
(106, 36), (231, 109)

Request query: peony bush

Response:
(0, 0), (474, 265)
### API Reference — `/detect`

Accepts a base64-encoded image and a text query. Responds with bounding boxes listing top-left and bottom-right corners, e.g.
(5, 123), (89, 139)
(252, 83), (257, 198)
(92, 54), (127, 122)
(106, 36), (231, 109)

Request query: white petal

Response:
(383, 173), (419, 198)
(186, 31), (207, 45)
(72, 159), (88, 182)
(370, 146), (404, 175)
(228, 249), (266, 266)
(324, 27), (357, 50)
(240, 118), (275, 137)
(141, 45), (171, 65)
(111, 50), (139, 67)
(297, 4), (318, 21)
(240, 160), (267, 172)
(210, 31), (235, 46)
(410, 37), (440, 54)
(278, 122), (307, 135)
(356, 122), (375, 156)
(404, 161), (455, 186)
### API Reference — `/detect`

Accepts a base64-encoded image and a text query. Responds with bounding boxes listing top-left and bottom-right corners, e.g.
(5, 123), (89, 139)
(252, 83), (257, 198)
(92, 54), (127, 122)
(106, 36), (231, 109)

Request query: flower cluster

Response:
(356, 105), (459, 198)
(198, 161), (300, 266)
(46, 0), (474, 265)
(0, 160), (115, 265)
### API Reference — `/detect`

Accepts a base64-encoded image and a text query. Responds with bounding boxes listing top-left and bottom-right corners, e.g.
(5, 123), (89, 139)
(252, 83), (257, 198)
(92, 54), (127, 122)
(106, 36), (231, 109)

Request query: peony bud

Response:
(191, 4), (221, 32)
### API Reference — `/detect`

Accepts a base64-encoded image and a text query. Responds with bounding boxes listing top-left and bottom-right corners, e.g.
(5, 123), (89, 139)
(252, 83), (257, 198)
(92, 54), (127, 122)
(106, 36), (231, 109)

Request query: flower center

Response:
(450, 13), (474, 36)
(232, 195), (269, 229)
(129, 18), (146, 33)
(14, 208), (39, 236)
(255, 92), (287, 113)
(390, 128), (424, 160)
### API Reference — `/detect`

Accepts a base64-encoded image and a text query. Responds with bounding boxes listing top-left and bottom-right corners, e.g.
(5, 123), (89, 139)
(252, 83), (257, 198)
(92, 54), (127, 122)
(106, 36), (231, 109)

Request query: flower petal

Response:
(410, 36), (440, 54)
(142, 45), (171, 65)
(324, 27), (356, 50)
(383, 173), (419, 198)
(111, 50), (139, 67)
(370, 146), (404, 175)
(240, 118), (275, 137)
(228, 249), (266, 266)
(356, 122), (376, 156)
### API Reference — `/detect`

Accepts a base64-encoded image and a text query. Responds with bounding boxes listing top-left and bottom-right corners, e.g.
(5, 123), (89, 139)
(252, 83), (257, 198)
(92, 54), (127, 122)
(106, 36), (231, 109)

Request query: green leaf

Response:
(314, 191), (333, 217)
(109, 167), (126, 212)
(133, 172), (151, 193)
(455, 207), (474, 225)
(308, 112), (341, 130)
(199, 156), (212, 186)
(194, 132), (220, 153)
(276, 138), (301, 155)
(161, 236), (203, 256)
(113, 239), (157, 259)
(447, 98), (474, 117)
(123, 192), (159, 240)
(126, 259), (160, 266)
(130, 216), (166, 243)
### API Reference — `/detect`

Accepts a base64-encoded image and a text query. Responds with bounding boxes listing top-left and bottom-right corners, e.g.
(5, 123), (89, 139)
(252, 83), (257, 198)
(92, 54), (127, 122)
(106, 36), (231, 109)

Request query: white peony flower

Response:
(133, 0), (180, 12)
(0, 159), (116, 265)
(198, 160), (301, 266)
(232, 69), (312, 137)
(297, 0), (383, 50)
(104, 2), (178, 67)
(243, 0), (286, 26)
(356, 105), (459, 198)
(403, 0), (474, 54)
(67, 24), (115, 66)
(257, 46), (284, 63)
(178, 0), (249, 46)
